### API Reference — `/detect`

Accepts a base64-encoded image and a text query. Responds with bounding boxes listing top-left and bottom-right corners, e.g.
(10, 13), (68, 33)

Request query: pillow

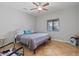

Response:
(15, 29), (24, 38)
(17, 30), (24, 35)
(24, 29), (32, 34)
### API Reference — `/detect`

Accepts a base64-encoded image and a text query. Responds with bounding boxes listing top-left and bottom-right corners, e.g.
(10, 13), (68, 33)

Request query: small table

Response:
(0, 42), (24, 56)
(71, 36), (79, 46)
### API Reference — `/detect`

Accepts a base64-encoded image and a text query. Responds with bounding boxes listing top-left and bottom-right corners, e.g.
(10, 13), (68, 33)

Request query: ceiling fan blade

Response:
(32, 2), (39, 6)
(38, 2), (41, 5)
(42, 3), (49, 7)
(30, 8), (37, 10)
(43, 8), (48, 11)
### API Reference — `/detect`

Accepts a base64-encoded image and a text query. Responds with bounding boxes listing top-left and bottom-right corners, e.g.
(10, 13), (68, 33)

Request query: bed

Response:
(15, 32), (50, 54)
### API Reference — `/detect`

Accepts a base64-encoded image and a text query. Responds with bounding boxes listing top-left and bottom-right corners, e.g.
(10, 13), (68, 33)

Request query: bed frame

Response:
(15, 37), (51, 54)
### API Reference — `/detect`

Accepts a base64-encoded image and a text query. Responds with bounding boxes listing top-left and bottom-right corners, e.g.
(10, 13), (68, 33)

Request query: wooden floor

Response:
(0, 40), (79, 56)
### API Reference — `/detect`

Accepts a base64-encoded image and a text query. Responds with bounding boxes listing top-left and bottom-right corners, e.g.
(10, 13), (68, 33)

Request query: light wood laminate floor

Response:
(14, 40), (79, 56)
(0, 40), (79, 56)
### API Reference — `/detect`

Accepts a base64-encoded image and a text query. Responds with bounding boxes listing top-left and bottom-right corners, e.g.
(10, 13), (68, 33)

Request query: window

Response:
(47, 18), (59, 32)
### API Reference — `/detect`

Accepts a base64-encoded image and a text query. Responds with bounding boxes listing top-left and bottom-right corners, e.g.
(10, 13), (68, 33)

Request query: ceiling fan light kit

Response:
(38, 6), (43, 11)
(30, 2), (49, 11)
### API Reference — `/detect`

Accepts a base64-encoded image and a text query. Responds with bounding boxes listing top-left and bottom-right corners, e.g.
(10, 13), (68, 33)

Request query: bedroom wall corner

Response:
(0, 4), (36, 44)
(36, 6), (78, 43)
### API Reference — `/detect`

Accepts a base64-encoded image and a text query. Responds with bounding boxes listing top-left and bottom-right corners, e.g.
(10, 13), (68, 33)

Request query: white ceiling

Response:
(0, 2), (79, 16)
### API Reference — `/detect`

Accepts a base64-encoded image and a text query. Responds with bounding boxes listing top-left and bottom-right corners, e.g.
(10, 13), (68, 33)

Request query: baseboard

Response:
(52, 39), (69, 43)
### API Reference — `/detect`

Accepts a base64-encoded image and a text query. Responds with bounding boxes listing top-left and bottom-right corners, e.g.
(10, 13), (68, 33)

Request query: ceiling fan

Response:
(30, 2), (49, 11)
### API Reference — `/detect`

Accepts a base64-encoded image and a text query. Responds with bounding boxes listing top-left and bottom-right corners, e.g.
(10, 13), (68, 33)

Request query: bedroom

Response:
(0, 1), (79, 56)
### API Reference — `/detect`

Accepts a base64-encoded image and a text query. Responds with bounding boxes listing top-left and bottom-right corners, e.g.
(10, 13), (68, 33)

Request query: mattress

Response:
(16, 33), (50, 50)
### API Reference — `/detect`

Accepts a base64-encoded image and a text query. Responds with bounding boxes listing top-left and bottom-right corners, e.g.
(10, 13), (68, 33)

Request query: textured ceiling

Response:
(0, 2), (79, 16)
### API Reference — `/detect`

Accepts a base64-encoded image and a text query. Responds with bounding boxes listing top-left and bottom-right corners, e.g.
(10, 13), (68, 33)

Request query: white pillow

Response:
(17, 30), (24, 35)
(15, 30), (24, 38)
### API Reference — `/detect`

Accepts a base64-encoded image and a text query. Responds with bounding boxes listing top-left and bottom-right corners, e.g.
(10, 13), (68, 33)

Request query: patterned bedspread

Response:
(15, 33), (50, 50)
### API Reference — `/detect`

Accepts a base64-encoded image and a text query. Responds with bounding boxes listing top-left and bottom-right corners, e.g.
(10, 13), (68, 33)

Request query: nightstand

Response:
(71, 36), (79, 46)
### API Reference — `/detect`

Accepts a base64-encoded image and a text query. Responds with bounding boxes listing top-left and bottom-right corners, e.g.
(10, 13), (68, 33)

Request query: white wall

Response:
(0, 5), (36, 35)
(36, 7), (78, 42)
(77, 6), (79, 33)
(0, 5), (36, 44)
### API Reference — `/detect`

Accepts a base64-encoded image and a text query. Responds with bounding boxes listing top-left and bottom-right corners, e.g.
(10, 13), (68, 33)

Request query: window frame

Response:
(47, 18), (60, 32)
